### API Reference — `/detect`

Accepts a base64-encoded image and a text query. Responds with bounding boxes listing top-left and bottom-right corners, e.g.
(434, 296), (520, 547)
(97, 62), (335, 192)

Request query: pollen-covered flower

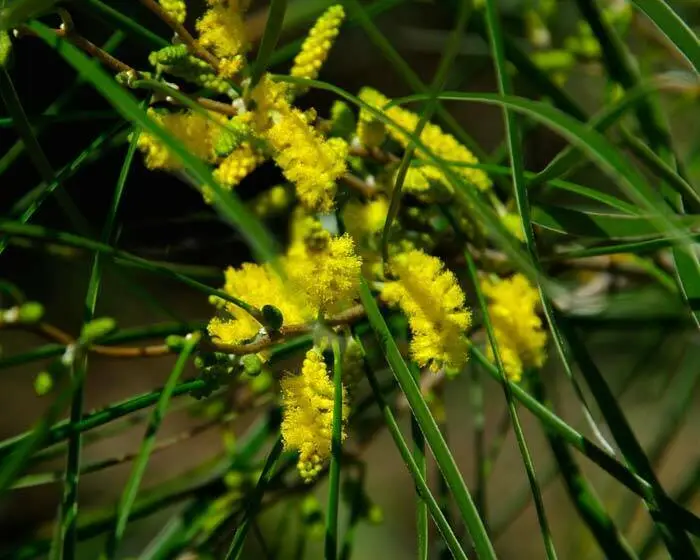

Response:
(251, 75), (348, 213)
(281, 348), (348, 482)
(286, 230), (362, 313)
(481, 273), (547, 382)
(159, 0), (186, 24)
(290, 5), (345, 84)
(208, 262), (315, 346)
(137, 109), (217, 171)
(381, 250), (471, 372)
(196, 0), (248, 66)
(360, 87), (491, 192)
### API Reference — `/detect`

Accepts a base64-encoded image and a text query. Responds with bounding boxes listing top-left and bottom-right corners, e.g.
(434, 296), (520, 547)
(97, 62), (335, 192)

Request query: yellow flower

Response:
(159, 0), (186, 24)
(381, 250), (471, 372)
(360, 87), (491, 192)
(251, 75), (348, 213)
(137, 109), (216, 171)
(196, 0), (248, 63)
(281, 348), (348, 482)
(356, 87), (387, 148)
(481, 273), (547, 382)
(213, 142), (264, 189)
(208, 262), (315, 346)
(286, 232), (362, 313)
(290, 5), (345, 83)
(342, 197), (388, 243)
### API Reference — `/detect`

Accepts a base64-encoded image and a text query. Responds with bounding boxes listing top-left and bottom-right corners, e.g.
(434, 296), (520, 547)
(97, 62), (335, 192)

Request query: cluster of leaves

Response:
(0, 0), (699, 559)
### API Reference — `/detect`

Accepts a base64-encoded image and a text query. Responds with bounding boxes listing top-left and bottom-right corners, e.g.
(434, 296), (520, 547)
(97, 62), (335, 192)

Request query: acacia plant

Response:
(0, 0), (699, 558)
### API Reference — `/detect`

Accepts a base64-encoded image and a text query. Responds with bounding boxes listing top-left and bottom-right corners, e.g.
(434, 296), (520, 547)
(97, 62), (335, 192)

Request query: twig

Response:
(138, 0), (221, 73)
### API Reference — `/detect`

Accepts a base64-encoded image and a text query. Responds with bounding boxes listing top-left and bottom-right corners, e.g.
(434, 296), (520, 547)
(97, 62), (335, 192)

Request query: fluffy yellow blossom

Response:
(360, 87), (491, 192)
(290, 5), (345, 83)
(159, 0), (186, 24)
(250, 184), (292, 217)
(218, 54), (245, 79)
(381, 250), (471, 372)
(196, 0), (248, 64)
(356, 87), (387, 148)
(213, 142), (264, 188)
(251, 75), (348, 212)
(208, 262), (315, 346)
(286, 232), (362, 312)
(481, 273), (547, 382)
(137, 109), (216, 171)
(281, 348), (348, 482)
(342, 197), (388, 243)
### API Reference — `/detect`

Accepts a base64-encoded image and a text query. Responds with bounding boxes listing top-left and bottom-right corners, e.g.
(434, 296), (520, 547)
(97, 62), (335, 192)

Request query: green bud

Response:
(261, 304), (284, 332)
(0, 31), (11, 68)
(249, 369), (272, 394)
(165, 334), (186, 351)
(18, 301), (44, 323)
(367, 504), (384, 525)
(80, 317), (117, 343)
(148, 44), (189, 67)
(329, 100), (356, 139)
(34, 371), (53, 396)
(240, 354), (262, 377)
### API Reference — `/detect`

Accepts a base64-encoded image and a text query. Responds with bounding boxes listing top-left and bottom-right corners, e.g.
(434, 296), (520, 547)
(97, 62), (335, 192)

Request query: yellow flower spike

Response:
(196, 0), (248, 61)
(286, 233), (362, 313)
(159, 0), (186, 24)
(281, 348), (349, 482)
(251, 76), (348, 213)
(381, 250), (471, 372)
(218, 54), (245, 79)
(357, 87), (387, 148)
(213, 142), (264, 189)
(480, 273), (547, 383)
(290, 5), (345, 84)
(360, 87), (491, 193)
(207, 262), (315, 347)
(137, 109), (216, 171)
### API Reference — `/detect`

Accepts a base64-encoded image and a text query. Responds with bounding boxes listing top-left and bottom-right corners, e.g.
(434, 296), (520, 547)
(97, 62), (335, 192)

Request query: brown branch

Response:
(17, 25), (136, 76)
(138, 0), (221, 73)
(16, 305), (367, 359)
(341, 174), (376, 197)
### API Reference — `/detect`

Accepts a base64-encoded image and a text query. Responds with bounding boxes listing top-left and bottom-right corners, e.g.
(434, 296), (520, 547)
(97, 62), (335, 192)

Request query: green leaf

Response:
(358, 279), (497, 560)
(533, 205), (700, 239)
(325, 338), (344, 560)
(249, 0), (287, 90)
(629, 0), (700, 72)
(104, 333), (200, 558)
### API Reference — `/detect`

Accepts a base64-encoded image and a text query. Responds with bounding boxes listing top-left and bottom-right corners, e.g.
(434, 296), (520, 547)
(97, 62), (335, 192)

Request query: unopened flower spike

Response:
(159, 0), (186, 24)
(281, 348), (349, 482)
(381, 249), (471, 372)
(290, 5), (345, 93)
(481, 273), (547, 383)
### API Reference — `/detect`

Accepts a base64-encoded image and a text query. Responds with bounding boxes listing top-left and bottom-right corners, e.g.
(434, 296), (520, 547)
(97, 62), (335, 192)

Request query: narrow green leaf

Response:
(360, 345), (468, 560)
(224, 438), (284, 560)
(359, 279), (497, 560)
(82, 0), (169, 48)
(104, 333), (199, 557)
(249, 0), (287, 90)
(325, 338), (345, 560)
(532, 205), (700, 239)
(629, 0), (700, 72)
